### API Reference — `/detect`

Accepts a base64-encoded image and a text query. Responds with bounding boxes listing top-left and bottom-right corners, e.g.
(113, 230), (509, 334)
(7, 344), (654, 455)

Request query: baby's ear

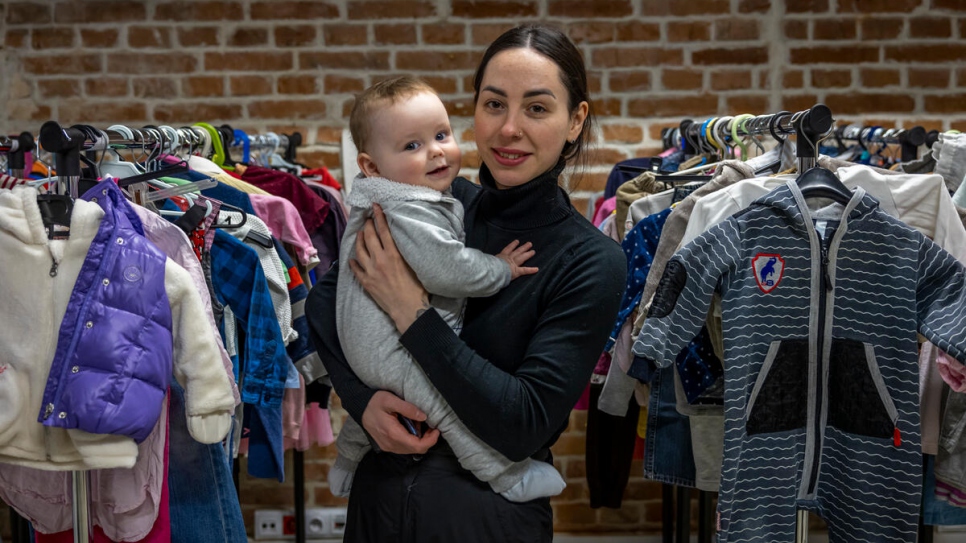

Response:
(357, 153), (380, 177)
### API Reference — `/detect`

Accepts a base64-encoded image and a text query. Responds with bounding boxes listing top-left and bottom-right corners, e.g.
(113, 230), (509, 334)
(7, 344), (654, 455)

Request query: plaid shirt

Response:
(211, 230), (288, 407)
(274, 240), (322, 382)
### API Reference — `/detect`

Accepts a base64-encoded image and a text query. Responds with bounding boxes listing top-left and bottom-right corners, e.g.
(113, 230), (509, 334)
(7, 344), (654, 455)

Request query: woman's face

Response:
(474, 47), (588, 190)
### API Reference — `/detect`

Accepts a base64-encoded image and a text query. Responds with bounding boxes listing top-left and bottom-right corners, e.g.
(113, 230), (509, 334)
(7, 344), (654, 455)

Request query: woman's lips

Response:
(492, 148), (530, 167)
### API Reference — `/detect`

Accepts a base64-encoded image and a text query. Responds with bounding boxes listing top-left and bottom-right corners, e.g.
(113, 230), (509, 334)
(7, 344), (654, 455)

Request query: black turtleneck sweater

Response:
(306, 162), (625, 461)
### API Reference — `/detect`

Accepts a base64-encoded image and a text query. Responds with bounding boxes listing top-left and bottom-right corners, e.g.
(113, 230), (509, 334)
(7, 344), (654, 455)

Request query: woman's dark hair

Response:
(473, 24), (595, 168)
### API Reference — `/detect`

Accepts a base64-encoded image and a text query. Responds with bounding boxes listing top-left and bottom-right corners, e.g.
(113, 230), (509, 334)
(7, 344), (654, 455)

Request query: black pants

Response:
(586, 381), (640, 508)
(345, 445), (553, 543)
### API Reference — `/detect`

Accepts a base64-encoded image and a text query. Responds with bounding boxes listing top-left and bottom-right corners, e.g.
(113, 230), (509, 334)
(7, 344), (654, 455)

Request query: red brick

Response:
(108, 53), (197, 74)
(609, 71), (652, 92)
(275, 26), (317, 47)
(452, 1), (536, 18)
(81, 29), (118, 48)
(6, 101), (52, 122)
(662, 69), (704, 90)
(715, 19), (760, 41)
(910, 17), (952, 38)
(128, 26), (173, 49)
(278, 75), (318, 94)
(65, 102), (147, 124)
(739, 0), (771, 12)
(249, 100), (327, 120)
(667, 21), (711, 42)
(933, 0), (966, 9)
(861, 68), (900, 87)
(397, 51), (478, 71)
(316, 126), (343, 143)
(959, 19), (966, 39)
(228, 27), (268, 47)
(593, 48), (683, 68)
(602, 124), (643, 143)
(23, 55), (102, 75)
(839, 0), (921, 12)
(55, 2), (146, 23)
(440, 99), (474, 117)
(642, 0), (730, 16)
(37, 79), (81, 99)
(629, 94), (718, 118)
(711, 70), (753, 91)
(786, 0), (829, 12)
(6, 2), (51, 24)
(230, 75), (273, 96)
(252, 0), (338, 19)
(790, 45), (879, 64)
(554, 503), (597, 525)
(85, 78), (128, 97)
(133, 78), (178, 98)
(548, 0), (632, 17)
(178, 27), (220, 47)
(813, 18), (858, 40)
(374, 24), (417, 45)
(959, 69), (966, 88)
(782, 70), (804, 88)
(424, 23), (466, 45)
(909, 68), (951, 88)
(594, 98), (622, 116)
(31, 28), (74, 49)
(726, 94), (770, 113)
(155, 2), (243, 20)
(5, 29), (28, 48)
(588, 71), (603, 94)
(323, 24), (369, 46)
(324, 75), (365, 94)
(692, 47), (768, 65)
(304, 51), (390, 70)
(904, 119), (945, 132)
(953, 120), (966, 131)
(925, 95), (966, 113)
(785, 20), (809, 39)
(812, 69), (851, 88)
(205, 52), (292, 71)
(183, 76), (224, 97)
(615, 22), (661, 41)
(860, 18), (904, 39)
(825, 93), (915, 113)
(567, 22), (616, 44)
(155, 103), (244, 123)
(422, 76), (459, 94)
(782, 94), (820, 112)
(886, 44), (966, 62)
(471, 23), (517, 45)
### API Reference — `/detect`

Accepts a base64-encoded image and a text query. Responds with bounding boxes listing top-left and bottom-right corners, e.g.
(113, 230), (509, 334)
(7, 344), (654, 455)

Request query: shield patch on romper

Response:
(752, 253), (785, 293)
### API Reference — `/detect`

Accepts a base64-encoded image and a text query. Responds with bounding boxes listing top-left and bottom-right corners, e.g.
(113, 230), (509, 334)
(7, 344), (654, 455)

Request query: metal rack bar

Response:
(834, 124), (927, 163)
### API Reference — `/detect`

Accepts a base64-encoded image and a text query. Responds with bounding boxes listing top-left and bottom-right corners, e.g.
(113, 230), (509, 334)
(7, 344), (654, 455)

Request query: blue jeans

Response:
(923, 454), (966, 526)
(644, 365), (697, 487)
(167, 381), (248, 543)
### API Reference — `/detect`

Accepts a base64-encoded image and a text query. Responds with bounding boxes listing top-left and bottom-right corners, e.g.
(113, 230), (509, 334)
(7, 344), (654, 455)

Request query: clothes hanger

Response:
(796, 121), (852, 205)
(233, 129), (251, 164)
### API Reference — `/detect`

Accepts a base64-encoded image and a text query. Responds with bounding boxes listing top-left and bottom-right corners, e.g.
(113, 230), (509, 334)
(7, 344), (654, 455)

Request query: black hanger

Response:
(37, 194), (73, 240)
(209, 202), (274, 248)
(218, 125), (237, 167)
(116, 162), (190, 188)
(796, 167), (852, 205)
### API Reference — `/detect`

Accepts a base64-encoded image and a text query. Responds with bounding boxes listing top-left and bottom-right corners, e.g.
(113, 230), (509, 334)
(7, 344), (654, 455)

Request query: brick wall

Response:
(1, 0), (965, 538)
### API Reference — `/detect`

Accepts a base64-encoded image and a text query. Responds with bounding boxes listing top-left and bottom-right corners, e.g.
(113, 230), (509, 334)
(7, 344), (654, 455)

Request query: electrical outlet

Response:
(304, 507), (348, 539)
(254, 509), (291, 540)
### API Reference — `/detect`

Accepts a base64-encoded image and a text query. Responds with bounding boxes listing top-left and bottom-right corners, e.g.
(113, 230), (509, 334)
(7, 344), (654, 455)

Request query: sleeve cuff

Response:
(399, 308), (459, 374)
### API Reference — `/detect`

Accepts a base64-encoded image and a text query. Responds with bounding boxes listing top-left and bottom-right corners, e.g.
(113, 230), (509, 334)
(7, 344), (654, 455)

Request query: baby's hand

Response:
(498, 240), (538, 280)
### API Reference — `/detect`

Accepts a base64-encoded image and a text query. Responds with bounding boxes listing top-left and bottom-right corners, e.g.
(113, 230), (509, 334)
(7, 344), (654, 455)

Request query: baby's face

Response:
(362, 91), (462, 192)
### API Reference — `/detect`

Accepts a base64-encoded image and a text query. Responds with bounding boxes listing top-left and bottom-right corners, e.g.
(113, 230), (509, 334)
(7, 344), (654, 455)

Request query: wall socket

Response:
(254, 508), (348, 540)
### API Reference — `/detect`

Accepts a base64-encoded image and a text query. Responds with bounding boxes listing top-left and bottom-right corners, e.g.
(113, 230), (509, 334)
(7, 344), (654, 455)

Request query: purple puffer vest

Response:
(38, 180), (172, 443)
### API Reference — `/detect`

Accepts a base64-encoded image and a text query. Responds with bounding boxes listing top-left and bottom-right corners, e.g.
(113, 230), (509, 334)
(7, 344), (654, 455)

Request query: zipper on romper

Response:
(806, 230), (834, 495)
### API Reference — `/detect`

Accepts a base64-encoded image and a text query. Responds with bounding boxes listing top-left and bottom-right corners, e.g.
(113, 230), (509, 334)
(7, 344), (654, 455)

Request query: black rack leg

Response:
(676, 486), (691, 543)
(10, 507), (30, 543)
(698, 491), (714, 543)
(918, 515), (933, 543)
(662, 483), (674, 543)
(294, 450), (306, 543)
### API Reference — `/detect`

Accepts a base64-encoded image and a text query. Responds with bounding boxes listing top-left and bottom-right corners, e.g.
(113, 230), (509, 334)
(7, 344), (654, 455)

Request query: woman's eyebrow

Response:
(481, 85), (556, 99)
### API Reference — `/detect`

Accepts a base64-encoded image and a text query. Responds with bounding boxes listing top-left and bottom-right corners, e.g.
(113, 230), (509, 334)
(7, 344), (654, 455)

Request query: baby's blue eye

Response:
(404, 142), (419, 151)
(436, 132), (447, 141)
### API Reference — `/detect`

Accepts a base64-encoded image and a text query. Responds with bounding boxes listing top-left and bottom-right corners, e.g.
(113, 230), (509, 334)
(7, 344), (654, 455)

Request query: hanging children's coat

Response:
(633, 181), (966, 543)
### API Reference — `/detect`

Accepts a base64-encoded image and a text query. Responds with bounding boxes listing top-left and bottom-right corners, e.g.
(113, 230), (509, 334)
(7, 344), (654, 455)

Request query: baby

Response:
(332, 76), (566, 502)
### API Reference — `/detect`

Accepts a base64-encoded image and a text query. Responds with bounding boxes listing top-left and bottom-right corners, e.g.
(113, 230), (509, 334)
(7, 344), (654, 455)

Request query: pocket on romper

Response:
(827, 339), (899, 439)
(746, 339), (809, 435)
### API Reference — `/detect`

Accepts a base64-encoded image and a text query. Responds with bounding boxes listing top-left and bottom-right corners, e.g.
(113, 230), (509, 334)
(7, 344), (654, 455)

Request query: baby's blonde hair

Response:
(349, 76), (438, 154)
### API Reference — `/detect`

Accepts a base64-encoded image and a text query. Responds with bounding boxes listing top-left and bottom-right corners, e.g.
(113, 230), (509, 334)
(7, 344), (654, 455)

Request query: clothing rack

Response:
(0, 133), (35, 179)
(833, 124), (927, 163)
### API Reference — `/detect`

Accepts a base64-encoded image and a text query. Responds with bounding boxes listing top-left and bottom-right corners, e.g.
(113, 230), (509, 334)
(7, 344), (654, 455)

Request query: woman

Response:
(306, 24), (626, 542)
